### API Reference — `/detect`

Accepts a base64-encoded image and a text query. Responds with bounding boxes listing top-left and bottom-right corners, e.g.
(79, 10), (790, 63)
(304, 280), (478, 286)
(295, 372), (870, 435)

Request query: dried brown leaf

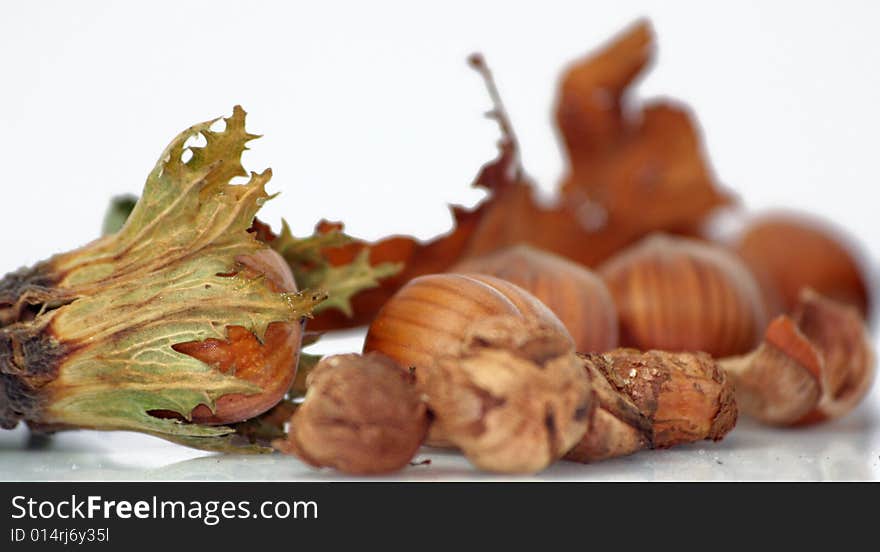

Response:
(306, 22), (735, 330)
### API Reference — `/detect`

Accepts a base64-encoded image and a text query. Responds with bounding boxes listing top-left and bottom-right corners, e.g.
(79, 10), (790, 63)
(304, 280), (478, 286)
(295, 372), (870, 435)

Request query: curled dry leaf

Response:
(566, 349), (737, 463)
(307, 21), (732, 331)
(720, 289), (875, 426)
(273, 353), (429, 475)
(556, 20), (733, 236)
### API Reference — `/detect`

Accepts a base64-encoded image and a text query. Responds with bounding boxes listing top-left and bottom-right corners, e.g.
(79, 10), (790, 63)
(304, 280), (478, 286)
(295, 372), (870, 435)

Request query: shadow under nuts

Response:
(452, 244), (619, 353)
(364, 274), (593, 474)
(599, 234), (767, 357)
(273, 353), (429, 475)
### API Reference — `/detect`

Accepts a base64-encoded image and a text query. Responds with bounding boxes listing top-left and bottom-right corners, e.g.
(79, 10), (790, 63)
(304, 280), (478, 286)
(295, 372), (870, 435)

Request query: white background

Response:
(1, 1), (878, 480)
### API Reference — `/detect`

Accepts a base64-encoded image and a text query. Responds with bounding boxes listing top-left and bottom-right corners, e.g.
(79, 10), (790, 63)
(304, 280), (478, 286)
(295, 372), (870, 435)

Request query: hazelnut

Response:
(451, 245), (619, 352)
(731, 213), (871, 320)
(720, 289), (875, 426)
(364, 273), (571, 376)
(599, 233), (767, 357)
(364, 274), (593, 473)
(428, 315), (593, 473)
(273, 353), (429, 475)
(566, 349), (737, 463)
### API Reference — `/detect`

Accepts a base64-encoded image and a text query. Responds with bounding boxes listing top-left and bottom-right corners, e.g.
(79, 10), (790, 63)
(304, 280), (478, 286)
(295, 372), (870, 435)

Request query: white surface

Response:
(2, 331), (879, 482)
(1, 395), (877, 482)
(1, 2), (879, 480)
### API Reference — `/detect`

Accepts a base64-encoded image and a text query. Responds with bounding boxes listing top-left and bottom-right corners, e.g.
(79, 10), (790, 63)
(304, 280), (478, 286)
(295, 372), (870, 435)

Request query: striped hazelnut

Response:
(599, 234), (767, 357)
(363, 274), (593, 474)
(452, 245), (619, 352)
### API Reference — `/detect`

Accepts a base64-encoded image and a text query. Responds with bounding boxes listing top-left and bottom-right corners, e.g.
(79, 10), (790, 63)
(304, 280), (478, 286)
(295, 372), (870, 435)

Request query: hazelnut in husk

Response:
(0, 107), (324, 450)
(422, 315), (594, 474)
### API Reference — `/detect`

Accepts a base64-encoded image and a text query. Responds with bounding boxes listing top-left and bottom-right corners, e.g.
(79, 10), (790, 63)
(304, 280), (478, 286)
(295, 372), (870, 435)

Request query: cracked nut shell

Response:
(421, 315), (593, 473)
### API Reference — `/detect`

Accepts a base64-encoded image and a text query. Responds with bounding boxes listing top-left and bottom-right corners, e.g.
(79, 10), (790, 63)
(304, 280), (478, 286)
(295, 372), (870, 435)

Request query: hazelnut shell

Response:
(452, 245), (619, 352)
(599, 234), (767, 357)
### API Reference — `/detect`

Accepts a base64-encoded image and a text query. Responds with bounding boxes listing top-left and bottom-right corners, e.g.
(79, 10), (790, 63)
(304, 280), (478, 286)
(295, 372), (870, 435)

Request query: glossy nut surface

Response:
(452, 245), (619, 352)
(364, 273), (569, 370)
(599, 234), (767, 357)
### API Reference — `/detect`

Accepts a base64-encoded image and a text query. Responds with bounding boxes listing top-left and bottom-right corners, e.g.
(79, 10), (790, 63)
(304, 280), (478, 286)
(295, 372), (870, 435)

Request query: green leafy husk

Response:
(271, 220), (402, 317)
(103, 205), (402, 320)
(0, 106), (323, 451)
(89, 107), (405, 450)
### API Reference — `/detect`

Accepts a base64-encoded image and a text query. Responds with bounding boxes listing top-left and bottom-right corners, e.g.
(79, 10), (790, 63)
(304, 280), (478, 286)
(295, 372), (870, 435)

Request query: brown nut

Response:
(720, 289), (875, 426)
(364, 273), (571, 373)
(452, 245), (619, 352)
(566, 349), (737, 463)
(364, 274), (593, 473)
(273, 353), (428, 475)
(732, 213), (871, 320)
(417, 315), (593, 473)
(599, 234), (767, 357)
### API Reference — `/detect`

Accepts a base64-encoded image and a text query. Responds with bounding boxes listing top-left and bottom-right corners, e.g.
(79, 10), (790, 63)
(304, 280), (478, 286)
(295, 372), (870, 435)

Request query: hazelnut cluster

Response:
(10, 20), (869, 476)
(272, 207), (874, 476)
(364, 274), (593, 473)
(268, 21), (874, 476)
(357, 273), (740, 473)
